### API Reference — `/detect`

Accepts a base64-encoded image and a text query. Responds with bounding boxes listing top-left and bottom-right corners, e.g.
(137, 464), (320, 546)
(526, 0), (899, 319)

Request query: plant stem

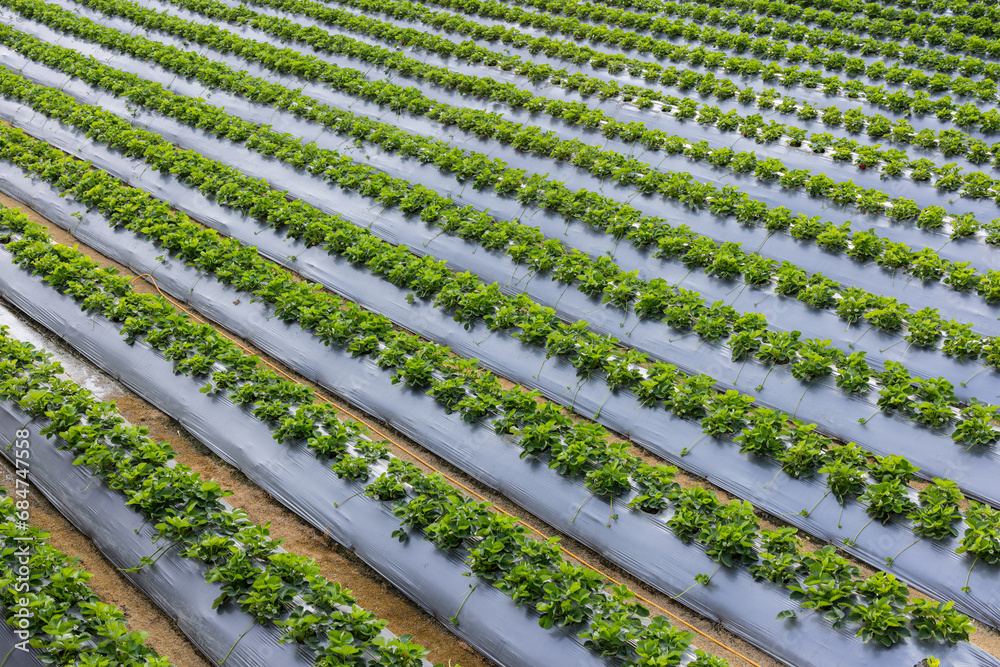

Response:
(679, 433), (708, 457)
(762, 466), (784, 490)
(726, 282), (749, 304)
(672, 580), (701, 600)
(963, 556), (979, 593)
(570, 377), (587, 410)
(755, 363), (774, 392)
(792, 379), (815, 418)
(849, 326), (871, 348)
(879, 338), (904, 353)
(847, 518), (874, 546)
(674, 563), (719, 599)
(801, 490), (830, 518)
(668, 331), (697, 343)
(594, 387), (612, 419)
(0, 643), (15, 667)
(961, 366), (987, 388)
(450, 583), (479, 626)
(837, 504), (845, 529)
(733, 356), (749, 385)
(534, 354), (550, 379)
(220, 618), (256, 665)
(570, 493), (594, 523)
(886, 538), (921, 566)
(553, 284), (572, 309)
(858, 407), (880, 425)
(333, 488), (366, 508)
(755, 229), (775, 253)
(121, 540), (179, 573)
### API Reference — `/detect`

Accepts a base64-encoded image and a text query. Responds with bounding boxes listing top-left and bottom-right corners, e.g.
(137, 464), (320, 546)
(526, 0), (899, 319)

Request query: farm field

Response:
(1, 0), (1000, 664)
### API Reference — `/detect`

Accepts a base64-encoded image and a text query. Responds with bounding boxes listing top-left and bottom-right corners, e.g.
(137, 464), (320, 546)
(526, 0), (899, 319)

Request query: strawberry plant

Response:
(734, 409), (785, 458)
(859, 480), (917, 524)
(952, 401), (999, 447)
(851, 598), (911, 647)
(907, 599), (975, 644)
(3, 3), (999, 657)
(909, 479), (964, 541)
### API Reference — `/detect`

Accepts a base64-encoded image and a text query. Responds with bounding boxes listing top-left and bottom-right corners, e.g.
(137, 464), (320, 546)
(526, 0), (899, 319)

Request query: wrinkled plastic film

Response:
(56, 0), (1000, 237)
(2, 101), (998, 525)
(0, 252), (609, 667)
(0, 206), (994, 665)
(0, 406), (318, 666)
(1, 10), (997, 332)
(0, 618), (44, 666)
(5, 164), (1000, 631)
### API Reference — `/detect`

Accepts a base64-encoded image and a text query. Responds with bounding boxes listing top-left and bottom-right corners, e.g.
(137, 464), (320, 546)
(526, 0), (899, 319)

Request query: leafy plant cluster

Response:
(366, 0), (1000, 129)
(761, 538), (975, 648)
(13, 0), (1000, 353)
(378, 460), (726, 666)
(4, 90), (997, 581)
(4, 25), (999, 442)
(499, 0), (1000, 69)
(43, 0), (1000, 225)
(0, 327), (436, 667)
(589, 0), (1000, 43)
(0, 175), (987, 649)
(233, 0), (1000, 171)
(0, 496), (172, 666)
(113, 0), (1000, 232)
(0, 211), (731, 666)
(50, 0), (1000, 187)
(3, 0), (996, 657)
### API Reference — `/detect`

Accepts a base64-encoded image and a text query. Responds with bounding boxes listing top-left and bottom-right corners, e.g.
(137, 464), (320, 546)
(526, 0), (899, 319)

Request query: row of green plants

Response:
(0, 209), (729, 667)
(278, 0), (1000, 172)
(497, 0), (1000, 64)
(9, 0), (1000, 656)
(28, 0), (1000, 263)
(587, 0), (1000, 40)
(259, 0), (1000, 163)
(2, 122), (996, 615)
(15, 0), (1000, 328)
(66, 0), (1000, 190)
(220, 0), (1000, 203)
(664, 0), (987, 19)
(398, 0), (1000, 97)
(0, 203), (981, 656)
(3, 41), (997, 446)
(0, 324), (441, 667)
(0, 495), (172, 666)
